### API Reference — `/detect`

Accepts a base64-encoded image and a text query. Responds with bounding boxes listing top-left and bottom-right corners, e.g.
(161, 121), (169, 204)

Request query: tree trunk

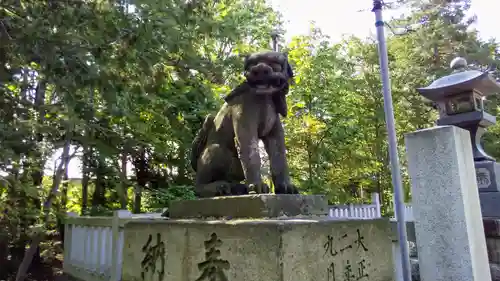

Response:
(91, 158), (107, 210)
(58, 157), (70, 244)
(81, 86), (94, 215)
(0, 225), (9, 278)
(81, 147), (90, 215)
(15, 126), (72, 281)
(133, 147), (147, 214)
(133, 185), (142, 214)
(119, 150), (128, 209)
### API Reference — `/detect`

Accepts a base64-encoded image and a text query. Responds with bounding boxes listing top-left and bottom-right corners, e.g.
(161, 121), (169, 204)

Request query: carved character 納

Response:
(190, 51), (299, 197)
(140, 233), (166, 281)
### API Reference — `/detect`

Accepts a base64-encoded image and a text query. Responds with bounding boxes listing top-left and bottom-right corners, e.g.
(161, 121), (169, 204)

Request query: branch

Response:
(0, 20), (12, 40)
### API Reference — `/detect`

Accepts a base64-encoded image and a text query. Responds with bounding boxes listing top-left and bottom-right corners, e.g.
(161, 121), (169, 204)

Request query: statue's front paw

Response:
(229, 183), (249, 195)
(248, 183), (270, 194)
(215, 183), (232, 196)
(196, 181), (232, 198)
(275, 183), (299, 194)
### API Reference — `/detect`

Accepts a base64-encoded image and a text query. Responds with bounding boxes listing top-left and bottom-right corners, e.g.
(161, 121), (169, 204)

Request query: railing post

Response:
(406, 204), (413, 222)
(111, 210), (132, 281)
(63, 212), (78, 273)
(372, 192), (382, 218)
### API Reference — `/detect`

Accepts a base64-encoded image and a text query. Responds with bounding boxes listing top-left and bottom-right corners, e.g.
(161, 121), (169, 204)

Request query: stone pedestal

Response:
(169, 194), (328, 219)
(121, 195), (395, 281)
(405, 126), (491, 281)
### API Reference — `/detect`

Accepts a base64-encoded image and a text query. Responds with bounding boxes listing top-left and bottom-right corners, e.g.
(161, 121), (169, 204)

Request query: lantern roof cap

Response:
(416, 57), (500, 101)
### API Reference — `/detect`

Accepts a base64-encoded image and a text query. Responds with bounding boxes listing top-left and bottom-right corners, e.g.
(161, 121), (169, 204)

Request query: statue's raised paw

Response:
(275, 183), (299, 194)
(248, 183), (270, 194)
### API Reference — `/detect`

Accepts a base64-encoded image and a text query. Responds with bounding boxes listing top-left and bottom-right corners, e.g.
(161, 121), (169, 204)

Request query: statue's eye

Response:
(272, 64), (282, 72)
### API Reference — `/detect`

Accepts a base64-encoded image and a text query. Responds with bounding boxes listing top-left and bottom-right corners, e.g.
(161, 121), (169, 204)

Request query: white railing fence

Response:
(327, 193), (415, 222)
(328, 193), (382, 220)
(392, 204), (414, 222)
(63, 210), (167, 281)
(64, 210), (132, 281)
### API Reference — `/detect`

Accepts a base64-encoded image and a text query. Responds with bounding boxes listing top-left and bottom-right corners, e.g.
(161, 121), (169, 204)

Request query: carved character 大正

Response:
(190, 51), (298, 197)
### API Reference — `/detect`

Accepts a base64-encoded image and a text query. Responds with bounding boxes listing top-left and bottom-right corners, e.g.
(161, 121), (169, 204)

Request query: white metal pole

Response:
(372, 1), (412, 281)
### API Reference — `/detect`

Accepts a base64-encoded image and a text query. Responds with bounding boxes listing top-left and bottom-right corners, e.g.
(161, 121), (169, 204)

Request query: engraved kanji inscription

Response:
(354, 229), (368, 252)
(324, 235), (339, 257)
(196, 233), (230, 281)
(141, 233), (166, 281)
(323, 228), (371, 281)
(327, 262), (336, 281)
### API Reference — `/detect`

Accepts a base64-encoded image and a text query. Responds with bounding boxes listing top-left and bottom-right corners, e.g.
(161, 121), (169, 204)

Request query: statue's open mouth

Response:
(247, 74), (287, 93)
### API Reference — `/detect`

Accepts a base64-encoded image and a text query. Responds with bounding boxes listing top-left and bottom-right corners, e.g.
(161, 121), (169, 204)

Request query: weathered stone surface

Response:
(408, 241), (418, 258)
(390, 221), (416, 243)
(487, 237), (500, 264)
(405, 126), (491, 281)
(408, 260), (500, 281)
(485, 218), (500, 264)
(480, 192), (500, 218)
(483, 218), (500, 237)
(491, 263), (500, 281)
(168, 194), (328, 219)
(410, 258), (419, 281)
(121, 218), (394, 281)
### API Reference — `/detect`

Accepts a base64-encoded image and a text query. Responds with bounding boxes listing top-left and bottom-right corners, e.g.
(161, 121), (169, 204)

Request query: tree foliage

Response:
(0, 0), (498, 279)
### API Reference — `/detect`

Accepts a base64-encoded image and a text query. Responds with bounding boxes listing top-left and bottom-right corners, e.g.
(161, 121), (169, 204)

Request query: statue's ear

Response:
(281, 52), (294, 81)
(224, 82), (251, 103)
(272, 85), (289, 117)
(285, 60), (294, 86)
(286, 61), (294, 79)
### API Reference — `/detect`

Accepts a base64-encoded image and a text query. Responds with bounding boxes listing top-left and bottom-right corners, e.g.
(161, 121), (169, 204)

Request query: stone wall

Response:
(121, 218), (395, 281)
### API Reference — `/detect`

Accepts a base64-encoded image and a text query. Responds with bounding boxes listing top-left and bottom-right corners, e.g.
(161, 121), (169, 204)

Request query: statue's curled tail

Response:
(190, 115), (215, 172)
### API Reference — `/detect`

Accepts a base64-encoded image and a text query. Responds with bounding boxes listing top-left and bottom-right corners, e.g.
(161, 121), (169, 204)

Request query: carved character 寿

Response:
(196, 233), (230, 281)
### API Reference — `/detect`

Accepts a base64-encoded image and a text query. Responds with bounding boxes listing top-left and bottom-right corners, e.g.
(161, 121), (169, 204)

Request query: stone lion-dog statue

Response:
(190, 51), (299, 197)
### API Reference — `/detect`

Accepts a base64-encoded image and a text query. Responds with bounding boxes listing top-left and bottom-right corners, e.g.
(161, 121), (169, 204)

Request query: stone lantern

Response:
(416, 57), (500, 217)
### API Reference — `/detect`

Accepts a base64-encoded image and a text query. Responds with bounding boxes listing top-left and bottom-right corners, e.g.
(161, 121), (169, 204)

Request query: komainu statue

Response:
(190, 51), (299, 197)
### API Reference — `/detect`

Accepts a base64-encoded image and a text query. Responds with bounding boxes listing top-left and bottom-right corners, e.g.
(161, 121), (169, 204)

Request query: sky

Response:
(48, 0), (499, 179)
(268, 0), (499, 43)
